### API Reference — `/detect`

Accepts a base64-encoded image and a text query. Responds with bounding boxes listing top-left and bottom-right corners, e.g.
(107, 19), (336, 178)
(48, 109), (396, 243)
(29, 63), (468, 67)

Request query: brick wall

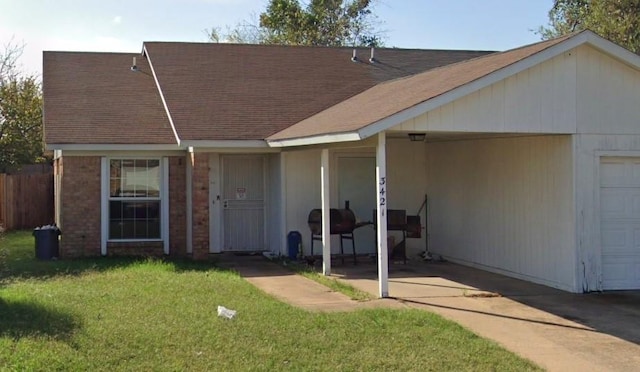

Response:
(59, 155), (189, 258)
(107, 241), (164, 256)
(59, 156), (102, 257)
(191, 153), (210, 260)
(169, 156), (187, 257)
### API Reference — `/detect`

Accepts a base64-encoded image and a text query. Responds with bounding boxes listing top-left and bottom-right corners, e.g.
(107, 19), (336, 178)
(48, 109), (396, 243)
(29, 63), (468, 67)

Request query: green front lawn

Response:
(0, 231), (540, 371)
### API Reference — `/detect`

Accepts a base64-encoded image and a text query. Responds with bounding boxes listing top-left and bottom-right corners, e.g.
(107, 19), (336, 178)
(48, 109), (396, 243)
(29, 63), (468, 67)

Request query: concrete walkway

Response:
(229, 255), (640, 371)
(331, 259), (640, 372)
(228, 255), (400, 312)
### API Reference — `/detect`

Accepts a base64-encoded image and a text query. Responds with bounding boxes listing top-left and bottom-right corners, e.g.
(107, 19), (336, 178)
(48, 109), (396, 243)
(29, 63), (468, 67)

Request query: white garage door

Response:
(600, 157), (640, 290)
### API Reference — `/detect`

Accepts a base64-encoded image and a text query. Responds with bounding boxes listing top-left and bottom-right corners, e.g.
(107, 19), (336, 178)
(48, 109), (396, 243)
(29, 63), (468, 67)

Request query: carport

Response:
(269, 31), (640, 294)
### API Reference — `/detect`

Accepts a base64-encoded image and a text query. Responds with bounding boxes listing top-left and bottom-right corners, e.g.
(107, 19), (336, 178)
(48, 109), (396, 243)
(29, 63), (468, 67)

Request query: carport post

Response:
(321, 148), (331, 276)
(376, 132), (389, 298)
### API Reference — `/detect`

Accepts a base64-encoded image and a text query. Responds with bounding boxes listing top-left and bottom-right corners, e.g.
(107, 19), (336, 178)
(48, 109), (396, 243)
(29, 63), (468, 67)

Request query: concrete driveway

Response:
(330, 259), (640, 372)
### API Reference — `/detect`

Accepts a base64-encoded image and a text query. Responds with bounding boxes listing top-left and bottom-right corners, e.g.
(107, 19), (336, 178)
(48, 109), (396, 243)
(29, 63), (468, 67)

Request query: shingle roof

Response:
(142, 43), (492, 141)
(43, 52), (176, 145)
(267, 34), (574, 142)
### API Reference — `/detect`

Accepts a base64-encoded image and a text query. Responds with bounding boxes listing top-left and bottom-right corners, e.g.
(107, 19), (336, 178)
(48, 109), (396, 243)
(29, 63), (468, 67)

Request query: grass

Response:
(0, 231), (541, 371)
(282, 259), (375, 302)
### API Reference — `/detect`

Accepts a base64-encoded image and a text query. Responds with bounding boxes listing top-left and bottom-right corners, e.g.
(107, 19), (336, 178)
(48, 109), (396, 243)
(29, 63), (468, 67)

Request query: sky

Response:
(0, 0), (554, 77)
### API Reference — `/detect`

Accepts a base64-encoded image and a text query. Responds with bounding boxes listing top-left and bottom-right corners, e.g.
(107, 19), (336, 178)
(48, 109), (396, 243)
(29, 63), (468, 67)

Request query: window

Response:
(108, 159), (161, 240)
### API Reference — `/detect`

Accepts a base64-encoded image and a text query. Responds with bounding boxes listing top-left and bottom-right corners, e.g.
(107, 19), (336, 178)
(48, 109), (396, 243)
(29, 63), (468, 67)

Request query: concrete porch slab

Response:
(330, 259), (640, 372)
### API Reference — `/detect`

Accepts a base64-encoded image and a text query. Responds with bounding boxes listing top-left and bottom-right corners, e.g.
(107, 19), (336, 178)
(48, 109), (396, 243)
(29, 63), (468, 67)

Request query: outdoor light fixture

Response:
(408, 133), (426, 142)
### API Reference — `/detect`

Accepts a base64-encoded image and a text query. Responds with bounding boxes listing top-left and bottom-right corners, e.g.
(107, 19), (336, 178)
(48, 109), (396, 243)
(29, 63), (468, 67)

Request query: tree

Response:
(207, 0), (384, 47)
(539, 0), (640, 53)
(0, 42), (44, 173)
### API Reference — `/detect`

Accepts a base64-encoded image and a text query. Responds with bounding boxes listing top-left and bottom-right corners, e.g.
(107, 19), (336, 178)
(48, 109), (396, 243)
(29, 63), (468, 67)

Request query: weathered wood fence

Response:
(0, 171), (54, 230)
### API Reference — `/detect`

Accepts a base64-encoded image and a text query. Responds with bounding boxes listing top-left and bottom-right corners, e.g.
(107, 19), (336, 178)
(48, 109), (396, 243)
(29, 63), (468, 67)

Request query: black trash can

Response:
(33, 226), (61, 260)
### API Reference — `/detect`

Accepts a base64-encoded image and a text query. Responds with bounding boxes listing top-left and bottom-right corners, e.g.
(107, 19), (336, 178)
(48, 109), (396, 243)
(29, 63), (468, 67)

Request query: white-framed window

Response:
(108, 158), (162, 241)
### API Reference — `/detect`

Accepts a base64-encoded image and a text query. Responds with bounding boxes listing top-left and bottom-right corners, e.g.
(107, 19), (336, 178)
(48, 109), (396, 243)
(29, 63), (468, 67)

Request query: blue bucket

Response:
(287, 231), (302, 259)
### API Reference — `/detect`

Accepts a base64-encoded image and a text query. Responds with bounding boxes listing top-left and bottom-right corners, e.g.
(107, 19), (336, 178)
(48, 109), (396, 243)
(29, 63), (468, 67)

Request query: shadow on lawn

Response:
(0, 298), (81, 341)
(1, 250), (234, 283)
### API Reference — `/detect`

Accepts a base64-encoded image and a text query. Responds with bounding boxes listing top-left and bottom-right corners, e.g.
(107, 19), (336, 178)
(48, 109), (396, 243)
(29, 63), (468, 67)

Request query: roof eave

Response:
(267, 132), (362, 147)
(46, 143), (183, 151)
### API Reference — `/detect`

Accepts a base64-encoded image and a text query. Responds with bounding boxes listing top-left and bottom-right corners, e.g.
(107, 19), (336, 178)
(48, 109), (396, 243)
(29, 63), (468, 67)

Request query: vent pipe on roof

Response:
(351, 49), (358, 62)
(130, 57), (138, 72)
(369, 47), (376, 63)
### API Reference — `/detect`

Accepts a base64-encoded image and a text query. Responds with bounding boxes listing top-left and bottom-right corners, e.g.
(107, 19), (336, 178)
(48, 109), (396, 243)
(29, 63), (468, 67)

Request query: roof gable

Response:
(267, 31), (640, 146)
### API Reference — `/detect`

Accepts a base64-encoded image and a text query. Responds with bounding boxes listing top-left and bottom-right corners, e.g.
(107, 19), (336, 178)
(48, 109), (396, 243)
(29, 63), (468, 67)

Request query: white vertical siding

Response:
(396, 50), (578, 134)
(284, 149), (322, 256)
(395, 45), (640, 136)
(386, 139), (428, 256)
(574, 134), (640, 291)
(268, 153), (283, 254)
(283, 142), (429, 258)
(576, 46), (640, 135)
(426, 135), (576, 291)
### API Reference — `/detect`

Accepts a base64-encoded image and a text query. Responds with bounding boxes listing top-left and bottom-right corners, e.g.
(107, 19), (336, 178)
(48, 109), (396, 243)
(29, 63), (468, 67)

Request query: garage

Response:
(600, 157), (640, 289)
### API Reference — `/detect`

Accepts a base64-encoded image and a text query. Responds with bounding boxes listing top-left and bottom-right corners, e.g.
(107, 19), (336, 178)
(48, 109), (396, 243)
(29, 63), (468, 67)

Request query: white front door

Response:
(600, 157), (640, 290)
(222, 155), (266, 251)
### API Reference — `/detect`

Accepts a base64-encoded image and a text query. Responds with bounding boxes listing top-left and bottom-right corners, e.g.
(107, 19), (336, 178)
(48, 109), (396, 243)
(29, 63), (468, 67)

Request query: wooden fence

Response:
(0, 172), (54, 230)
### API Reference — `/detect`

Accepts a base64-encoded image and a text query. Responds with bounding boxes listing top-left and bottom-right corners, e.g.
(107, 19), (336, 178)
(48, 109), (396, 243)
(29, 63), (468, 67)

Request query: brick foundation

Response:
(106, 241), (165, 256)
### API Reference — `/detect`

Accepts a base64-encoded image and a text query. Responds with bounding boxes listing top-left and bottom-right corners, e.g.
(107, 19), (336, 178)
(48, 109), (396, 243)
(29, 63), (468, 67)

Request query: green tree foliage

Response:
(0, 42), (44, 173)
(208, 0), (383, 47)
(540, 0), (640, 53)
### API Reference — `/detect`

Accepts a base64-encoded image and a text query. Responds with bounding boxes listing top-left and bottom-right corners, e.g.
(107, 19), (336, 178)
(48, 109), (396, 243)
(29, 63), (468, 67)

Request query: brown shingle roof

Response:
(268, 34), (574, 142)
(43, 52), (175, 145)
(143, 43), (492, 141)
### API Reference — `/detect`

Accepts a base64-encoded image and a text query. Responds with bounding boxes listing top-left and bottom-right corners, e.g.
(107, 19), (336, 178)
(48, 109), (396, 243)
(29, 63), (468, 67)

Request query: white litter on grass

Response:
(217, 306), (237, 319)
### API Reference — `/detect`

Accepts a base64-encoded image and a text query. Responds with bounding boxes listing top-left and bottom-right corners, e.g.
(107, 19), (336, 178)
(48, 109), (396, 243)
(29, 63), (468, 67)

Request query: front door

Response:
(222, 155), (266, 251)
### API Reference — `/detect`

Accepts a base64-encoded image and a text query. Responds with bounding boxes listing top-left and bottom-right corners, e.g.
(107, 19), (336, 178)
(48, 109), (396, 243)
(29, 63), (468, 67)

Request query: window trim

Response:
(101, 157), (169, 255)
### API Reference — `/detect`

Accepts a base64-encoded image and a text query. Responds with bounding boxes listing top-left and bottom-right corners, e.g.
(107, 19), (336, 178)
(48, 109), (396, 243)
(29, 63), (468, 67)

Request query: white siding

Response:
(268, 153), (283, 254)
(283, 142), (428, 257)
(576, 45), (640, 135)
(426, 135), (576, 291)
(284, 149), (322, 256)
(599, 157), (640, 290)
(396, 50), (578, 134)
(575, 134), (640, 291)
(386, 139), (428, 256)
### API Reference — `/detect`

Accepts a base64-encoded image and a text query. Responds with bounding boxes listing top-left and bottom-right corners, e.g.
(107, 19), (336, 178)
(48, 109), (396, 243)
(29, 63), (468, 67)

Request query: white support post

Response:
(100, 157), (108, 256)
(376, 132), (389, 298)
(321, 148), (331, 276)
(162, 157), (170, 255)
(186, 150), (194, 254)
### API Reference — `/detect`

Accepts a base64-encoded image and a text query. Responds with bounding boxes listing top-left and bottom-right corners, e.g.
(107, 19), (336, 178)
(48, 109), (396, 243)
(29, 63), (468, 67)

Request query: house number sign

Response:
(379, 176), (386, 216)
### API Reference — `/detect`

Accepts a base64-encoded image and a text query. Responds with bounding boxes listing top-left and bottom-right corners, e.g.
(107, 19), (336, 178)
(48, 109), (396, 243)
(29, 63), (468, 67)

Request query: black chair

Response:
(372, 209), (407, 264)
